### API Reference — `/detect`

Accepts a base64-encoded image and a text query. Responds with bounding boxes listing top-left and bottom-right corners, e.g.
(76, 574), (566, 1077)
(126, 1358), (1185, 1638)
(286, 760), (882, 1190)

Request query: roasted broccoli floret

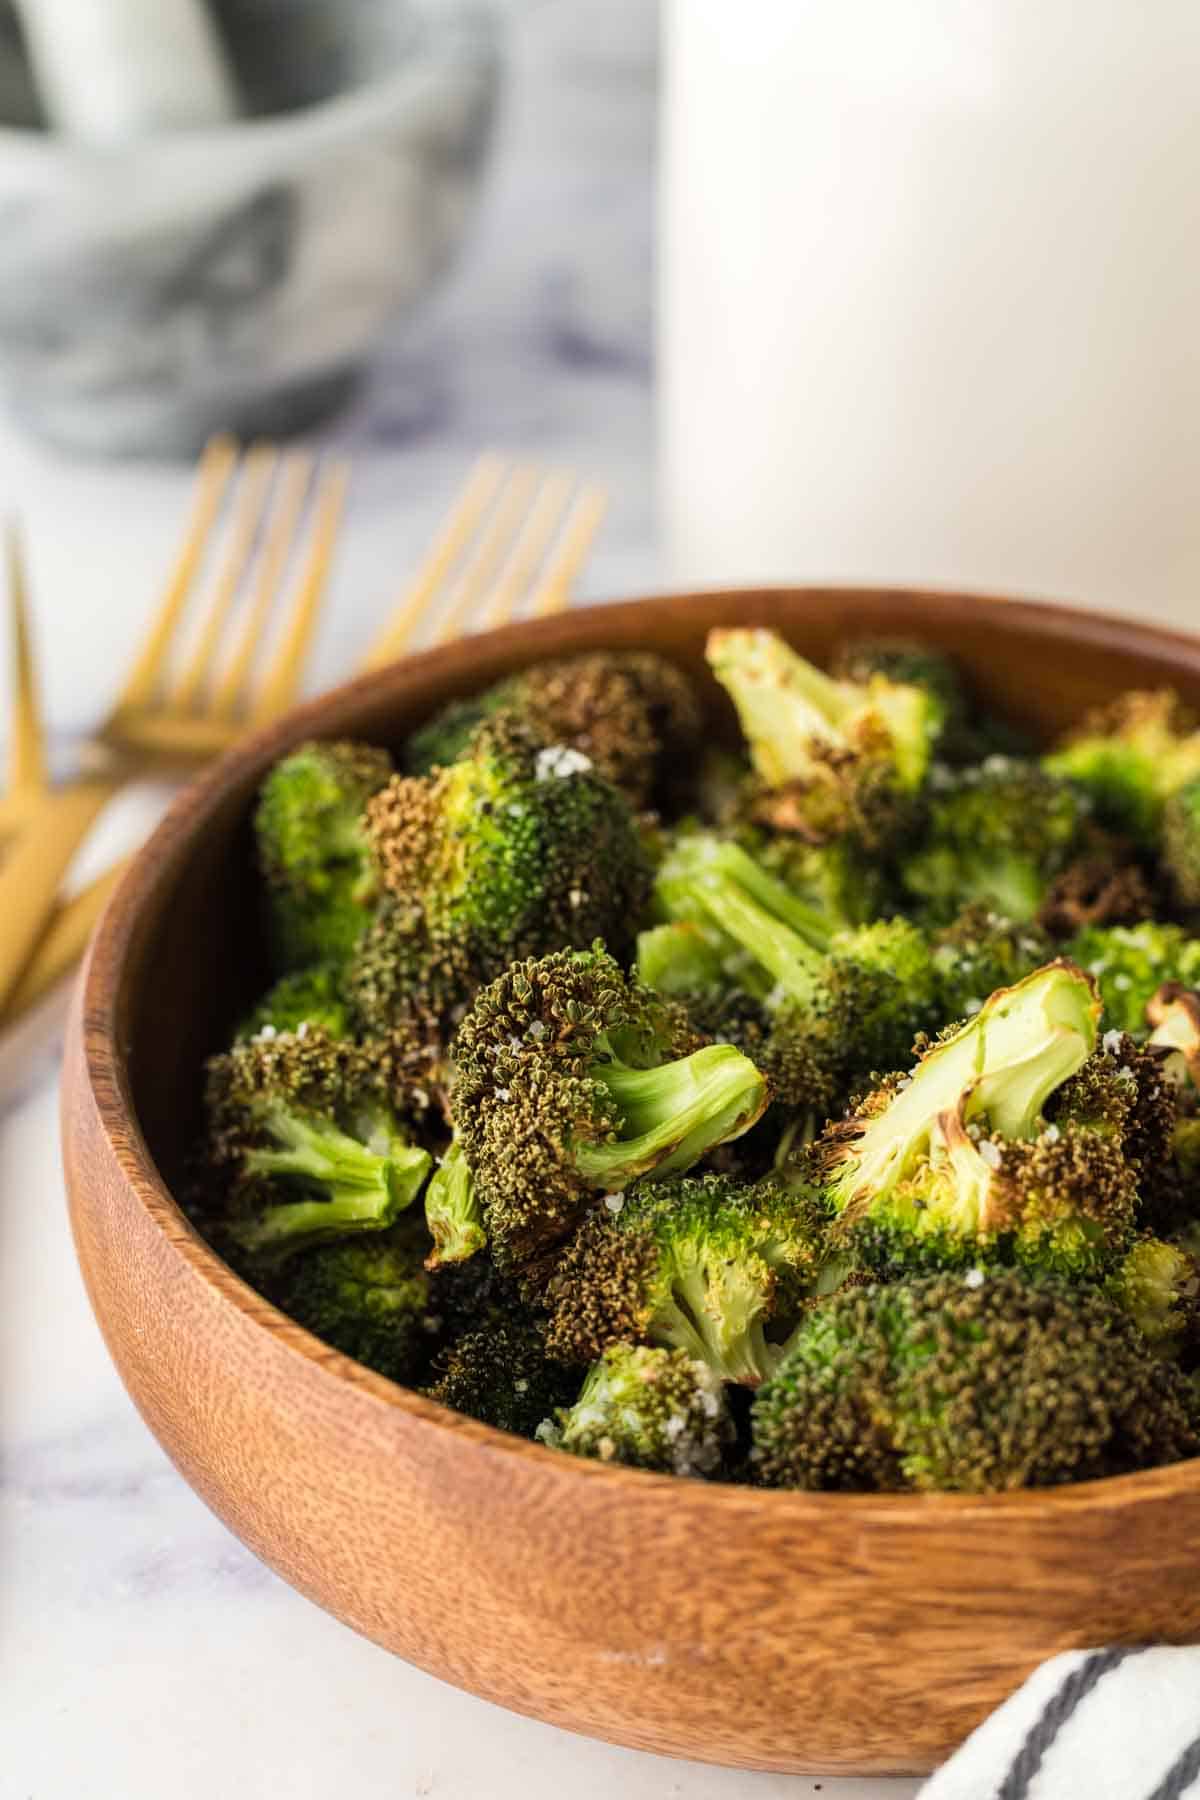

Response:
(423, 1136), (486, 1268)
(1065, 923), (1200, 1037)
(829, 638), (974, 759)
(267, 1219), (436, 1385)
(356, 719), (650, 1028)
(544, 1173), (828, 1385)
(254, 740), (394, 972)
(1109, 1237), (1200, 1367)
(452, 946), (769, 1276)
(406, 651), (703, 812)
(930, 908), (1053, 1023)
(204, 1027), (433, 1260)
(238, 964), (349, 1041)
(1036, 850), (1158, 938)
(654, 833), (941, 1086)
(820, 961), (1143, 1277)
(538, 1344), (734, 1477)
(751, 1271), (1200, 1492)
(1165, 777), (1200, 912)
(1045, 689), (1200, 845)
(427, 1317), (581, 1438)
(899, 758), (1087, 925)
(706, 627), (936, 845)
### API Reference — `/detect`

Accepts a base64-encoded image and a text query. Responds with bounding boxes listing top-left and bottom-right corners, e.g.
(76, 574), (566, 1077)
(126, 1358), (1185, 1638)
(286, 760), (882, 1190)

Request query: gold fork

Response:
(358, 455), (608, 672)
(0, 439), (348, 1015)
(2, 450), (605, 1026)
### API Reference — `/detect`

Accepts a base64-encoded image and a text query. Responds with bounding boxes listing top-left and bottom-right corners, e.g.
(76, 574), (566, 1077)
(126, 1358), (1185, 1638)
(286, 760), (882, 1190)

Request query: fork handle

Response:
(0, 778), (120, 1012)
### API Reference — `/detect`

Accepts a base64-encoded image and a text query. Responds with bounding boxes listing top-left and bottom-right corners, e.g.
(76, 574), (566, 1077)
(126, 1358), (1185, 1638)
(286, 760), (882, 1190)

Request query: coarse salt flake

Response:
(963, 1267), (986, 1289)
(1103, 1029), (1124, 1054)
(978, 1139), (1003, 1169)
(603, 1192), (626, 1214)
(535, 745), (593, 781)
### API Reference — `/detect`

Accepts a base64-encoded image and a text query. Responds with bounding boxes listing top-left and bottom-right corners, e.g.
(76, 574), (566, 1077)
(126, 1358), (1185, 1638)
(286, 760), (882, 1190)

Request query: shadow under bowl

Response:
(61, 586), (1200, 1776)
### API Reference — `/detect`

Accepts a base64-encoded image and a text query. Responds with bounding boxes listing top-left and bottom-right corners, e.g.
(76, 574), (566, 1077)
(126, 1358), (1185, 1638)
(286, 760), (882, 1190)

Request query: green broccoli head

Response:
(829, 637), (975, 760)
(900, 757), (1087, 925)
(365, 718), (651, 993)
(538, 1344), (735, 1477)
(238, 964), (349, 1042)
(751, 1271), (1200, 1492)
(254, 740), (394, 972)
(1065, 923), (1200, 1037)
(204, 1026), (433, 1262)
(1045, 689), (1200, 844)
(705, 627), (937, 846)
(543, 1173), (829, 1386)
(451, 946), (770, 1277)
(427, 1317), (582, 1438)
(1164, 777), (1200, 912)
(931, 908), (1054, 1023)
(1109, 1236), (1200, 1367)
(653, 832), (941, 1085)
(405, 650), (703, 811)
(266, 1218), (436, 1385)
(820, 961), (1144, 1277)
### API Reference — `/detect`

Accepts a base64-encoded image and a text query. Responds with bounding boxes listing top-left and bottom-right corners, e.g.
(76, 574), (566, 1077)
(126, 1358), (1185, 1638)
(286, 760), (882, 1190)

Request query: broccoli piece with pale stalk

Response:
(266, 1218), (437, 1385)
(1065, 923), (1200, 1037)
(899, 758), (1087, 925)
(653, 832), (941, 1088)
(819, 960), (1143, 1277)
(538, 1344), (735, 1477)
(1045, 689), (1200, 845)
(406, 650), (703, 812)
(254, 740), (394, 972)
(427, 1317), (582, 1438)
(1164, 777), (1200, 912)
(751, 1271), (1200, 1492)
(349, 718), (650, 1035)
(423, 1136), (486, 1268)
(204, 1026), (433, 1261)
(544, 1173), (829, 1386)
(238, 964), (349, 1042)
(705, 627), (937, 845)
(451, 946), (770, 1278)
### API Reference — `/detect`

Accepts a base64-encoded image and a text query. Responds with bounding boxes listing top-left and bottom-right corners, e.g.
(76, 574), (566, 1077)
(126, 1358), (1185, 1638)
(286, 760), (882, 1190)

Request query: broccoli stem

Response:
(660, 837), (833, 951)
(424, 1139), (486, 1267)
(577, 1044), (768, 1185)
(235, 1104), (431, 1255)
(635, 922), (725, 997)
(663, 1256), (777, 1385)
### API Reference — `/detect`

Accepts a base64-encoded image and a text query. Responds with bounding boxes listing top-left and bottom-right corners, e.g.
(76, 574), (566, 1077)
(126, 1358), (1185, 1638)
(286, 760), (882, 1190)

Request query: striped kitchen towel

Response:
(921, 1647), (1200, 1800)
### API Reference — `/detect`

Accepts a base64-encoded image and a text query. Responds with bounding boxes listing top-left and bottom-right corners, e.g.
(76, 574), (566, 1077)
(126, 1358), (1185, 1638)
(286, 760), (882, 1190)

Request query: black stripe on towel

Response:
(1143, 1729), (1200, 1800)
(993, 1647), (1142, 1800)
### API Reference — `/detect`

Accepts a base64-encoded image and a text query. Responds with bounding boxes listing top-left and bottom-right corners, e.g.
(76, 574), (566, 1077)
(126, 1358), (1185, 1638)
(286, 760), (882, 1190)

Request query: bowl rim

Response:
(0, 2), (498, 170)
(77, 582), (1200, 1522)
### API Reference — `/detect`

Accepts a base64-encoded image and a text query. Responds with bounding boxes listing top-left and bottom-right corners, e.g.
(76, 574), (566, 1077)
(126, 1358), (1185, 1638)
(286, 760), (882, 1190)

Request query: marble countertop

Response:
(1, 4), (925, 1794)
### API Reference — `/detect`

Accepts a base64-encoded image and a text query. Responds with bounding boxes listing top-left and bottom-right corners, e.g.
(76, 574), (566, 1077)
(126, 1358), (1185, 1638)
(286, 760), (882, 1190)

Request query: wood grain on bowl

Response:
(62, 588), (1200, 1777)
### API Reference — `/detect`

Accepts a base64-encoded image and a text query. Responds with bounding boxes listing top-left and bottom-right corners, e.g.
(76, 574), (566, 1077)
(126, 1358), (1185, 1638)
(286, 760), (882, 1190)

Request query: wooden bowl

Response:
(62, 587), (1200, 1779)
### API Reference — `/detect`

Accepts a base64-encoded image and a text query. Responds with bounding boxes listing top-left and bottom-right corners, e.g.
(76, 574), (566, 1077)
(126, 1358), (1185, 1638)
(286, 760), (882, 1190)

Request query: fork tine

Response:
(6, 519), (46, 797)
(4, 857), (126, 1021)
(433, 464), (541, 646)
(208, 451), (313, 721)
(357, 454), (508, 673)
(481, 470), (576, 631)
(111, 435), (238, 716)
(168, 444), (278, 714)
(528, 484), (608, 617)
(249, 458), (349, 725)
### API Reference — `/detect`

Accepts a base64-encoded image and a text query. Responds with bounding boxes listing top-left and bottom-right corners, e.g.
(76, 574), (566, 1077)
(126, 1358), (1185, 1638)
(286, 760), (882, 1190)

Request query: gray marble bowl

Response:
(0, 0), (499, 456)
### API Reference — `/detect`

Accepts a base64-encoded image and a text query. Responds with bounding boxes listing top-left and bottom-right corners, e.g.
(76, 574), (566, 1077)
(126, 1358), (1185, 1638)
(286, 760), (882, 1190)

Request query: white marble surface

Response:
(1, 3), (924, 1794)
